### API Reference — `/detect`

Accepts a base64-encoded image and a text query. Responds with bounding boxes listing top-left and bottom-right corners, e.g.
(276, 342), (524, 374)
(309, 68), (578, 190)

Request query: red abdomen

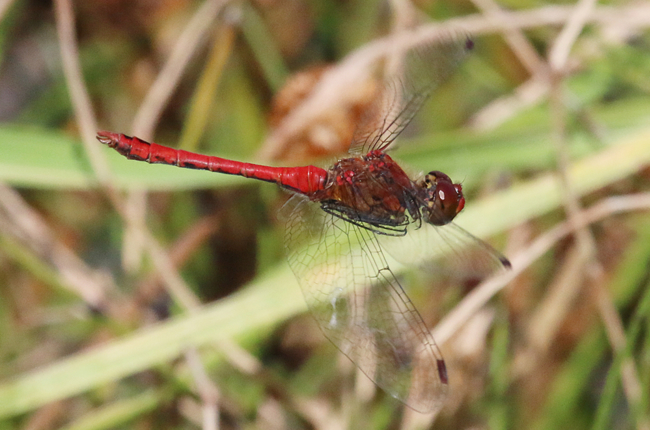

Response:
(97, 131), (328, 196)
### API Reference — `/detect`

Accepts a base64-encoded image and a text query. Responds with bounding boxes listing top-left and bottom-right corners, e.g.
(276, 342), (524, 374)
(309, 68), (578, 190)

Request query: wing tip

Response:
(437, 359), (449, 385)
(465, 37), (474, 51)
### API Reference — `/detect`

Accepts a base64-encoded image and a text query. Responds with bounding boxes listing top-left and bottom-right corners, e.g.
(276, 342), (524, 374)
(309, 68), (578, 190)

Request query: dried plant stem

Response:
(0, 0), (15, 22)
(469, 75), (549, 130)
(185, 348), (220, 430)
(131, 0), (229, 139)
(0, 184), (115, 311)
(471, 0), (546, 74)
(547, 2), (646, 428)
(548, 0), (598, 71)
(54, 0), (112, 190)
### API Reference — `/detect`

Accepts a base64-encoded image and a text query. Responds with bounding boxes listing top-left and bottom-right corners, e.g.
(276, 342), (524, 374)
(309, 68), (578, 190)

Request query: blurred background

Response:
(1, 0), (650, 429)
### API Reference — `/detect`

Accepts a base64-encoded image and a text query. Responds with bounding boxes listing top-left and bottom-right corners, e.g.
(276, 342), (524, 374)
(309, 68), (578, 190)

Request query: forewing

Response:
(378, 221), (510, 282)
(283, 195), (448, 413)
(349, 35), (472, 155)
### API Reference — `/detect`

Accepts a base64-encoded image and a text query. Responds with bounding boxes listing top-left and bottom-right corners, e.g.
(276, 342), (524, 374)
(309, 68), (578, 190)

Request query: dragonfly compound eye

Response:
(422, 171), (464, 226)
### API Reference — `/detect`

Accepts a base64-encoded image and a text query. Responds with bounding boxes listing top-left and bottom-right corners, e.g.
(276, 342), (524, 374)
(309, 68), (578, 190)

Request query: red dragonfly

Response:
(98, 36), (510, 413)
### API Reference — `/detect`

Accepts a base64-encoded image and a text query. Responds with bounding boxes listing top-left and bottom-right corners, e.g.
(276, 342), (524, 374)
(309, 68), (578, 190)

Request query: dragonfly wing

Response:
(378, 220), (510, 282)
(349, 35), (472, 155)
(283, 195), (448, 413)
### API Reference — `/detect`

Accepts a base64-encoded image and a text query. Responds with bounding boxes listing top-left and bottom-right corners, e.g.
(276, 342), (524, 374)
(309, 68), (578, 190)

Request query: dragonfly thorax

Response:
(311, 152), (420, 235)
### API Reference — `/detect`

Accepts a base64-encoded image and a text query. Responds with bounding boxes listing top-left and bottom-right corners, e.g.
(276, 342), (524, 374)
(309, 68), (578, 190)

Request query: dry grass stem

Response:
(548, 0), (598, 72)
(527, 244), (585, 352)
(120, 190), (146, 272)
(185, 348), (220, 430)
(469, 73), (550, 130)
(0, 0), (16, 22)
(545, 0), (644, 420)
(589, 264), (649, 430)
(471, 0), (547, 74)
(294, 398), (343, 430)
(54, 0), (113, 190)
(131, 0), (230, 140)
(0, 184), (114, 310)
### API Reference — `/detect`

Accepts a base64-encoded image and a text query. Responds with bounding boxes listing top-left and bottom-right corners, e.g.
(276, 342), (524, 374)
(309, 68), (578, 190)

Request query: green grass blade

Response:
(60, 390), (162, 430)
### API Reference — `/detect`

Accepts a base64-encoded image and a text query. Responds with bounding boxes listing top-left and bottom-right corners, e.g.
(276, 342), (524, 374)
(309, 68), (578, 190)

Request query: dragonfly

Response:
(97, 36), (510, 413)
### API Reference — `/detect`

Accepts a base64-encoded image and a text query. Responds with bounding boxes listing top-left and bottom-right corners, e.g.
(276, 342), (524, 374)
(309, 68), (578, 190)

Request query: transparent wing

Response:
(349, 35), (473, 155)
(378, 220), (510, 282)
(283, 195), (448, 413)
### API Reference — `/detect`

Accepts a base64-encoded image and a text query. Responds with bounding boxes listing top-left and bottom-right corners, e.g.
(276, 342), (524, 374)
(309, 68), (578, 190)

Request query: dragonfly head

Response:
(419, 171), (465, 226)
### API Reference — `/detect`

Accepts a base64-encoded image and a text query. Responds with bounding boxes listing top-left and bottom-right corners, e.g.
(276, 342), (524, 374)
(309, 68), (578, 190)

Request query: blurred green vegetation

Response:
(0, 0), (649, 429)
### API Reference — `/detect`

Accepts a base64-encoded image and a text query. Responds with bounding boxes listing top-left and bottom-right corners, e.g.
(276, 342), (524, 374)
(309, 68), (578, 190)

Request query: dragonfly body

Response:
(98, 36), (510, 413)
(100, 132), (466, 237)
(315, 150), (466, 235)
